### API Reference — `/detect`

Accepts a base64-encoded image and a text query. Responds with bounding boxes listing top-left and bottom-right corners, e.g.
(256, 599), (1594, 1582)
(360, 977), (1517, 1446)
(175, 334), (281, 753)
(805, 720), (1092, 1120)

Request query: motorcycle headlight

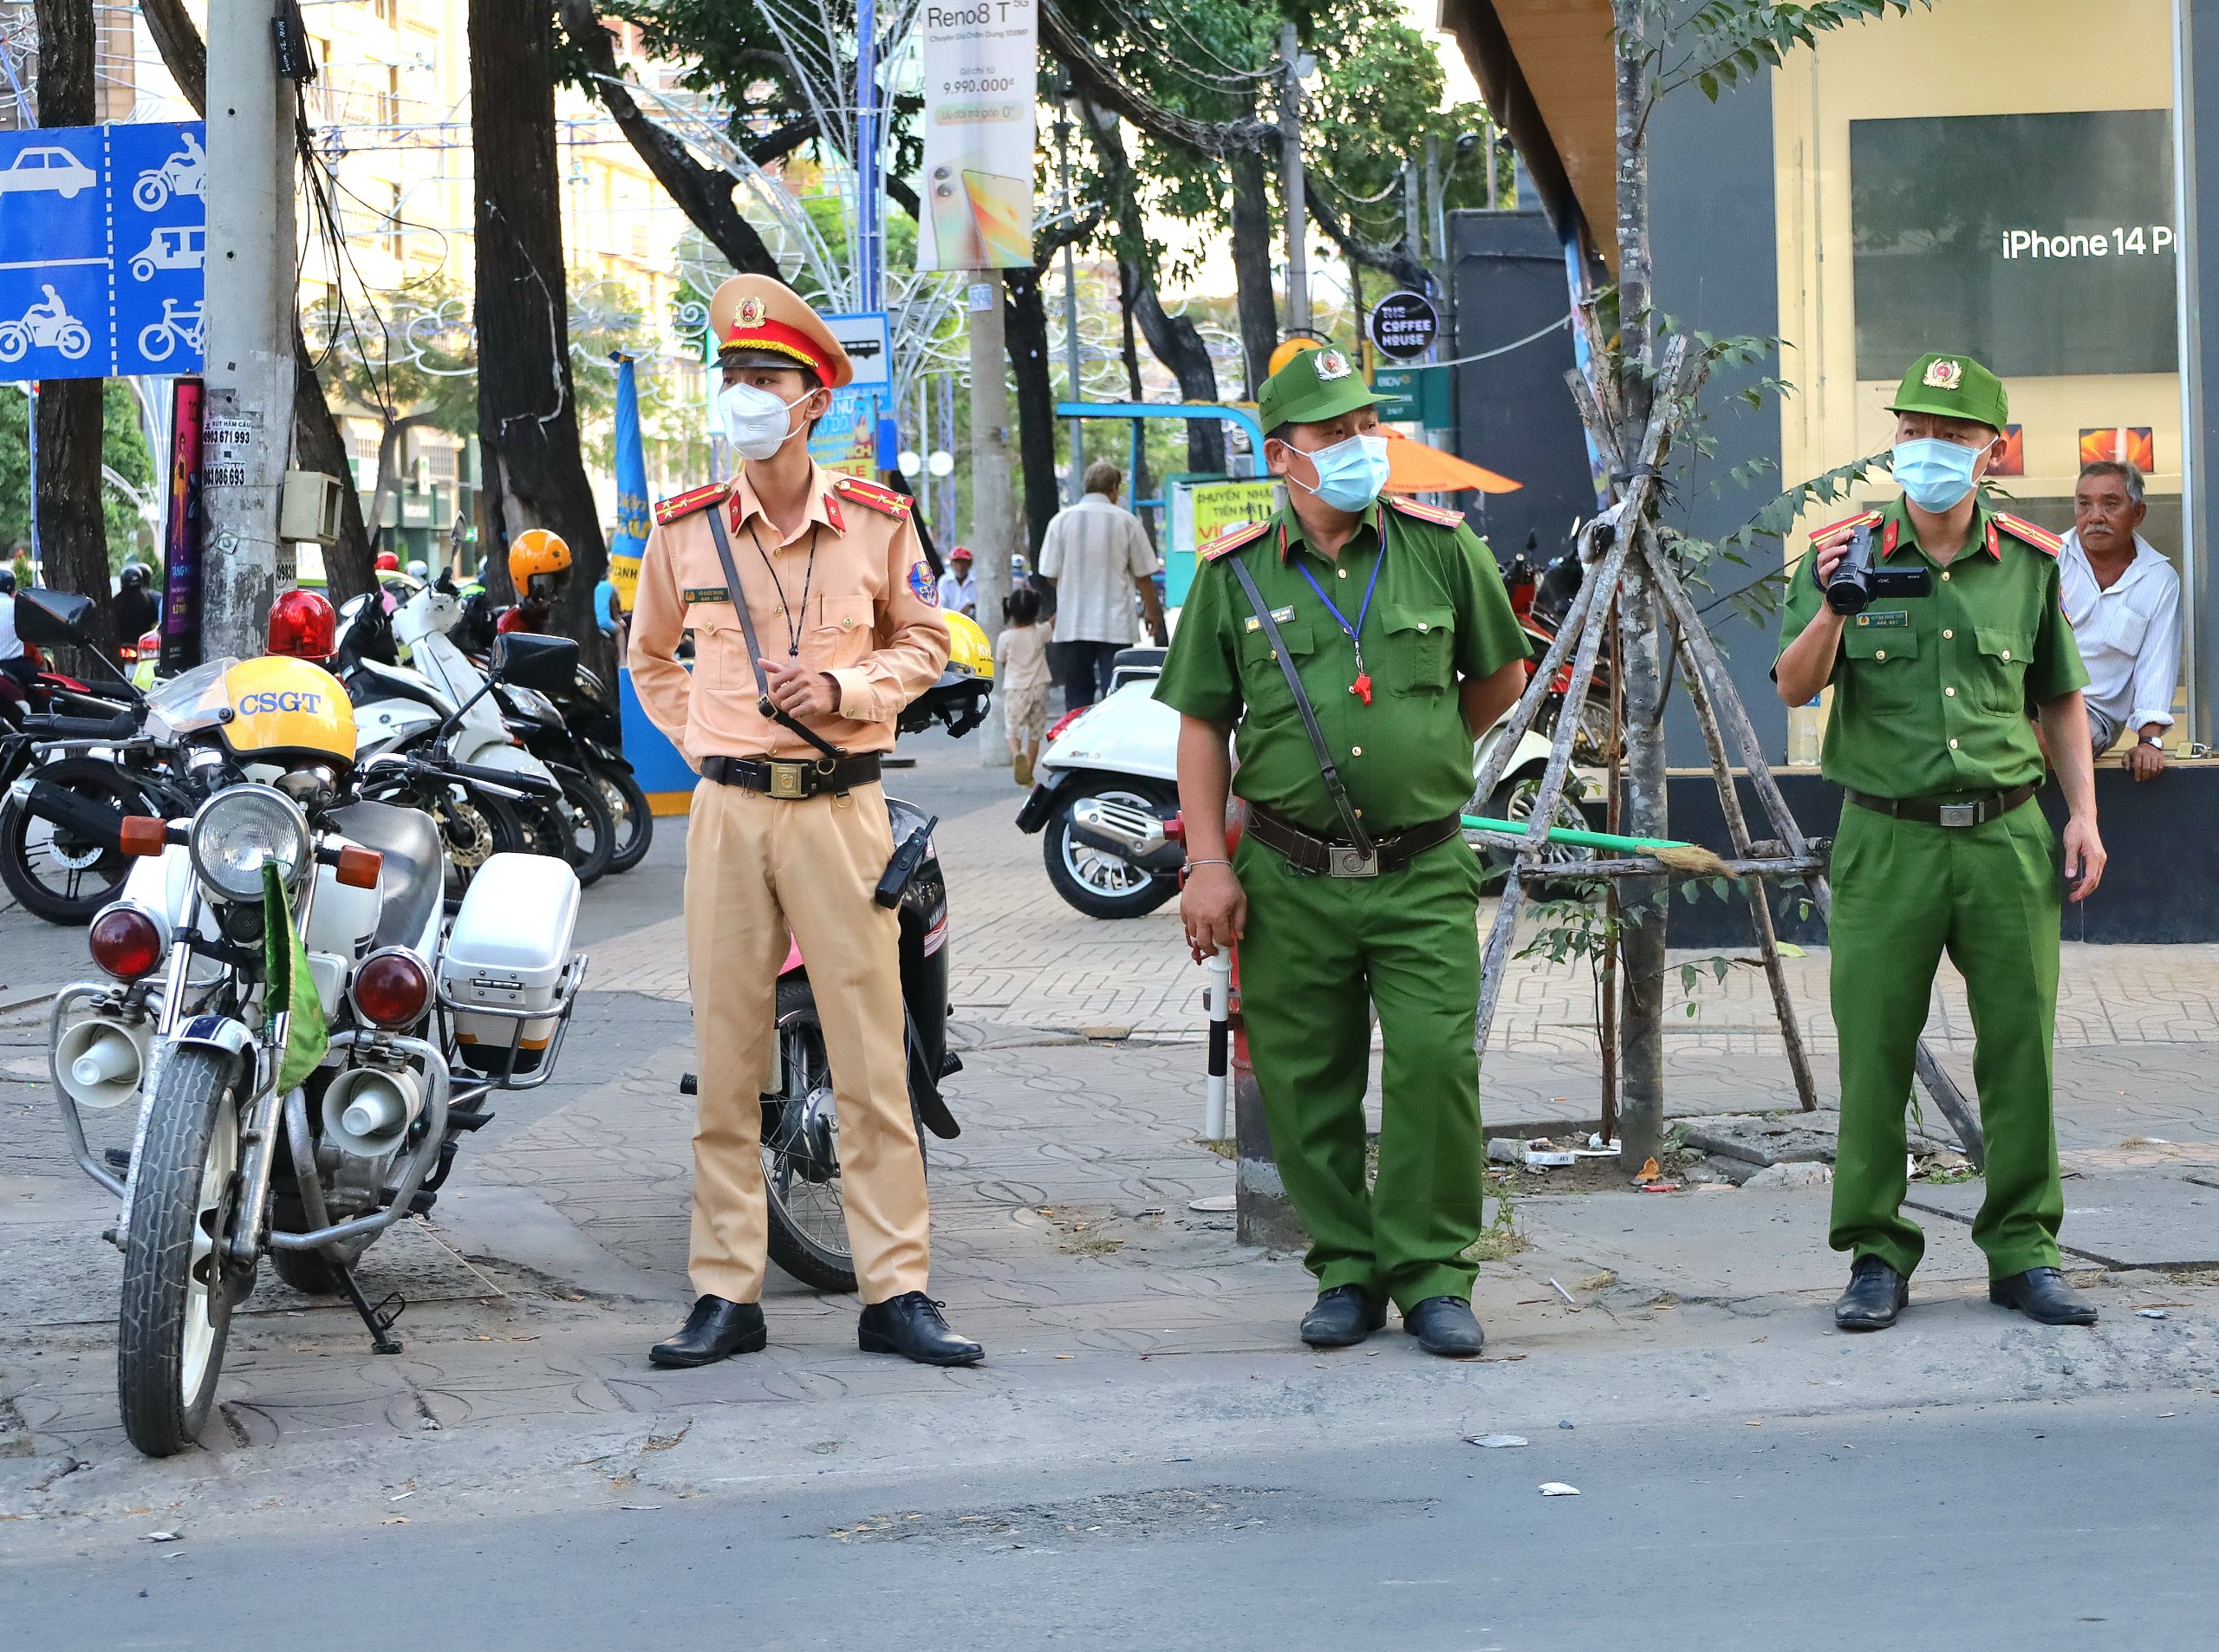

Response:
(189, 784), (311, 901)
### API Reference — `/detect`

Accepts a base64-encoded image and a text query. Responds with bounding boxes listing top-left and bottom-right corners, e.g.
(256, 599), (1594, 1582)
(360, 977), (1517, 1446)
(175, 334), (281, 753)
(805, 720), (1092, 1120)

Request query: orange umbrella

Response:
(1383, 427), (1521, 495)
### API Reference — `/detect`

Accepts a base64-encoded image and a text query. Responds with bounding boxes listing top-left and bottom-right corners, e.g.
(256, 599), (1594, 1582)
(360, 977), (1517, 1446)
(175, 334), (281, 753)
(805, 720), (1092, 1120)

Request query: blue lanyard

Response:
(1293, 539), (1386, 701)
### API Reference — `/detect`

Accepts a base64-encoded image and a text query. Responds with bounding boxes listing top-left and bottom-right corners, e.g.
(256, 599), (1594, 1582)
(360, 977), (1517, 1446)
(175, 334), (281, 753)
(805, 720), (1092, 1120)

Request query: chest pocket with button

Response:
(812, 595), (877, 671)
(1378, 604), (1455, 695)
(1236, 613), (1316, 725)
(1841, 624), (1920, 713)
(683, 603), (740, 695)
(1971, 625), (2034, 714)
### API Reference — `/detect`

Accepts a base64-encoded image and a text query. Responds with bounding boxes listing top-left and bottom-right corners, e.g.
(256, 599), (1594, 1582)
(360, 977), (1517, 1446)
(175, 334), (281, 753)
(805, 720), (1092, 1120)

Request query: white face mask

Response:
(719, 380), (812, 461)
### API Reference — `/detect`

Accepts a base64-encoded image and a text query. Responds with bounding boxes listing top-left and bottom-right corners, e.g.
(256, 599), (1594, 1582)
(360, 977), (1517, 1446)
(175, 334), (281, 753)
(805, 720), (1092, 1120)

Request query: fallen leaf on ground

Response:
(1466, 1434), (1528, 1449)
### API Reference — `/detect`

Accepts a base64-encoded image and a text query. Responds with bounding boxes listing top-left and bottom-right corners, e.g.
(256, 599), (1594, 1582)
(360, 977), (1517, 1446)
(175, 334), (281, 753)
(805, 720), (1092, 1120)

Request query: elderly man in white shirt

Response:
(2059, 459), (2181, 782)
(1036, 460), (1168, 712)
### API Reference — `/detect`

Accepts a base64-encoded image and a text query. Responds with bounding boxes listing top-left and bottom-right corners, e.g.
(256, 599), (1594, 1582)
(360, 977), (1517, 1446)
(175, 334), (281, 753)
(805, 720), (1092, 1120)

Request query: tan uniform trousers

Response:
(683, 777), (929, 1304)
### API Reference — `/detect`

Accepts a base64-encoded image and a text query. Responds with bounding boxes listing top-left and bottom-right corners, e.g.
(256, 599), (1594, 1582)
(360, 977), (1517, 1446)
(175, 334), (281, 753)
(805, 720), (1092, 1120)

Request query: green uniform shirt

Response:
(1774, 495), (2088, 798)
(1155, 499), (1530, 836)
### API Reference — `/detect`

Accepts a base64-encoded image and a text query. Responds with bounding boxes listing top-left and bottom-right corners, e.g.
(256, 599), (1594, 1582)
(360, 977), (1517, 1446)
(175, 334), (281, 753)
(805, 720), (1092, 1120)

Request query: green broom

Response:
(1460, 814), (1734, 878)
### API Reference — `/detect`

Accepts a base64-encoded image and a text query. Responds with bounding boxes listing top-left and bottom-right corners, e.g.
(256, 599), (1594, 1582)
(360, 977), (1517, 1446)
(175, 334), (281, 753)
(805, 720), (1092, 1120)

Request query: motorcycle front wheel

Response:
(595, 761), (654, 874)
(548, 764), (615, 887)
(0, 756), (150, 924)
(761, 978), (927, 1296)
(118, 1045), (247, 1456)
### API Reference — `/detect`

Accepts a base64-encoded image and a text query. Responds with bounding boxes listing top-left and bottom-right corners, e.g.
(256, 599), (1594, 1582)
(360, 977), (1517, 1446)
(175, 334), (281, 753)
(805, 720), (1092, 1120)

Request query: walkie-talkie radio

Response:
(1824, 522), (1933, 616)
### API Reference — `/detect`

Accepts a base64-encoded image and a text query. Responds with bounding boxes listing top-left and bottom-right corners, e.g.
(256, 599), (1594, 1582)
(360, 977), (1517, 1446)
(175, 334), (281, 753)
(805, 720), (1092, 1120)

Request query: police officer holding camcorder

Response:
(1775, 352), (2106, 1333)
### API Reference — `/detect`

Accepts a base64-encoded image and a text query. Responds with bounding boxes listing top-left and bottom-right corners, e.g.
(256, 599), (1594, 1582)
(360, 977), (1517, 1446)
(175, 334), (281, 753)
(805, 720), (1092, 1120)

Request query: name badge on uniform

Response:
(1243, 605), (1297, 633)
(682, 587), (731, 606)
(1856, 610), (1910, 628)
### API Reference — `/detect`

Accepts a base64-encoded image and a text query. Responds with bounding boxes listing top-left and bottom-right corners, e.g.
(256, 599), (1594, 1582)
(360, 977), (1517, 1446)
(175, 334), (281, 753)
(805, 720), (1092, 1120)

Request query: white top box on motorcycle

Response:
(441, 852), (580, 1074)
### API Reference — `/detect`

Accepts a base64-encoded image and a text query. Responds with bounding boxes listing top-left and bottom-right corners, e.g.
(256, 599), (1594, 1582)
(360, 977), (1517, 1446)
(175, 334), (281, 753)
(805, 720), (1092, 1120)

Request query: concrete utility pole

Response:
(1057, 105), (1084, 505)
(199, 0), (300, 659)
(1278, 22), (1309, 336)
(967, 278), (1015, 765)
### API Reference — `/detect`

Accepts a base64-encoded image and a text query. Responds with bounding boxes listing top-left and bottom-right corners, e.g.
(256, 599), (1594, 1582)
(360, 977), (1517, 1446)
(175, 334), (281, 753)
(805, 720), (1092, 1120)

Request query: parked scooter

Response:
(41, 632), (588, 1457)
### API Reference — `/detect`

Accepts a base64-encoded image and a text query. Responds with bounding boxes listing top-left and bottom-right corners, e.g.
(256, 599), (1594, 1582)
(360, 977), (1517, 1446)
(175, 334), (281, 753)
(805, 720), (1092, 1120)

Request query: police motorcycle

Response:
(682, 611), (994, 1294)
(41, 630), (588, 1457)
(336, 581), (614, 888)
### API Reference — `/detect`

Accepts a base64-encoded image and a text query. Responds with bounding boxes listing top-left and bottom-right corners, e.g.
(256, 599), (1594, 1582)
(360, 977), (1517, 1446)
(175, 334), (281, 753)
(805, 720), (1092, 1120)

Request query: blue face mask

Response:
(1891, 437), (1987, 512)
(1289, 433), (1391, 513)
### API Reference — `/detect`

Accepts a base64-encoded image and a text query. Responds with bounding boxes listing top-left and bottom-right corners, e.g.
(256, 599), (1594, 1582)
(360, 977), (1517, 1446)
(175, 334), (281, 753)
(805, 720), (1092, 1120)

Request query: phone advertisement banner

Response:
(916, 0), (1037, 270)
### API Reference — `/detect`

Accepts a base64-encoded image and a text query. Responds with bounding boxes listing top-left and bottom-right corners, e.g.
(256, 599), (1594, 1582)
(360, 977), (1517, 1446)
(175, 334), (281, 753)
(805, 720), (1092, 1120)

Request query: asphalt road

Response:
(6, 1393), (2207, 1651)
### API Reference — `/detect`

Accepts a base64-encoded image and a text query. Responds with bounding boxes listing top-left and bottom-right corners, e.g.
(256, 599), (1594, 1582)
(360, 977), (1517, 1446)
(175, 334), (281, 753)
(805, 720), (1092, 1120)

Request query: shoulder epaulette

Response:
(1993, 511), (2064, 556)
(1810, 509), (1883, 543)
(832, 475), (914, 519)
(1386, 496), (1465, 529)
(1200, 520), (1272, 563)
(653, 481), (731, 526)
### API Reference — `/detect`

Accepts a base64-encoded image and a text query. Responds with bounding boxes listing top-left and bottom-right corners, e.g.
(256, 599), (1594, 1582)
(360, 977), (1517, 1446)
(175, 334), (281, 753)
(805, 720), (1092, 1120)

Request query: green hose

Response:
(1460, 814), (1701, 856)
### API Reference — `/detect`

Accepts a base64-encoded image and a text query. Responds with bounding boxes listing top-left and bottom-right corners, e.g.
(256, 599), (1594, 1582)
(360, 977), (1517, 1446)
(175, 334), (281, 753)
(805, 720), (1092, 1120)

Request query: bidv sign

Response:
(0, 121), (206, 380)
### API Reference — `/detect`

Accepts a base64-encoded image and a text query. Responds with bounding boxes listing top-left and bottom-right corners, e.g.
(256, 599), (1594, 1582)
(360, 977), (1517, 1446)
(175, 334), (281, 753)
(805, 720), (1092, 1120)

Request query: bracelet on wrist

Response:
(1186, 857), (1231, 869)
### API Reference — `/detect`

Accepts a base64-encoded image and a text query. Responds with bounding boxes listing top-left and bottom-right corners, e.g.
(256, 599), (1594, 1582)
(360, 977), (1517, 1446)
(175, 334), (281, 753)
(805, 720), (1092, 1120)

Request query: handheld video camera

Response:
(1823, 523), (1932, 616)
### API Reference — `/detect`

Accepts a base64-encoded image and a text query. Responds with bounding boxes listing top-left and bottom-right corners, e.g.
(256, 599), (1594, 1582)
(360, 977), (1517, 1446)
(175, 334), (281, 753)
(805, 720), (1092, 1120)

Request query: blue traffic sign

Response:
(0, 121), (205, 380)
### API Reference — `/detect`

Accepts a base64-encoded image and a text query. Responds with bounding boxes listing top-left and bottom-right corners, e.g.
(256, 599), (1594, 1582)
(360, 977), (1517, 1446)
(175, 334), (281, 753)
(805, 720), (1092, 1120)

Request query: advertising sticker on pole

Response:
(915, 0), (1038, 270)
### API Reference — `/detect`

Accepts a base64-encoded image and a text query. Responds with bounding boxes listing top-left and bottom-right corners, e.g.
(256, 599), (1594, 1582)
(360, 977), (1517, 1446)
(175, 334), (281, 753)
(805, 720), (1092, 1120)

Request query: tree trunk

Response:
(1611, 3), (1664, 1173)
(470, 0), (609, 673)
(31, 0), (111, 660)
(1123, 259), (1224, 474)
(293, 321), (376, 602)
(1003, 267), (1060, 558)
(1227, 144), (1279, 400)
(1115, 262), (1153, 533)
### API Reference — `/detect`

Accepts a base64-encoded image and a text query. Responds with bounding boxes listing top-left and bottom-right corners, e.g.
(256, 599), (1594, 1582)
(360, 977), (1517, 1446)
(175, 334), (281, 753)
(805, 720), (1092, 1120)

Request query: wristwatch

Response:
(2138, 733), (2163, 746)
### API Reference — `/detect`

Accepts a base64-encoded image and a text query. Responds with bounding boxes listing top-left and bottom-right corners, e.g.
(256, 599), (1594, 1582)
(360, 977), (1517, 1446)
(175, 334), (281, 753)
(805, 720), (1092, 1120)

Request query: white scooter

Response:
(1014, 647), (1604, 919)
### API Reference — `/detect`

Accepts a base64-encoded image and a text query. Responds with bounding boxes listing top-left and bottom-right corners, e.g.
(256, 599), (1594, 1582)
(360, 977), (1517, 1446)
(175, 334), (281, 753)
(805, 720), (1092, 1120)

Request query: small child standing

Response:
(995, 585), (1053, 785)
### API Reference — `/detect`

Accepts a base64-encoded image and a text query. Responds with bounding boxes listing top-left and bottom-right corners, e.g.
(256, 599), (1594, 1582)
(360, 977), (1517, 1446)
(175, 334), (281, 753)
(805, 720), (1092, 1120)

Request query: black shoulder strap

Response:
(703, 504), (845, 764)
(1223, 550), (1373, 855)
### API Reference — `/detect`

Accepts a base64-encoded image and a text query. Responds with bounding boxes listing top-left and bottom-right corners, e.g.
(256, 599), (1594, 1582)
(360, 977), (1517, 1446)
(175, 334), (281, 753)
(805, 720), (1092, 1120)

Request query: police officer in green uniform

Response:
(1776, 352), (2107, 1331)
(1157, 345), (1530, 1356)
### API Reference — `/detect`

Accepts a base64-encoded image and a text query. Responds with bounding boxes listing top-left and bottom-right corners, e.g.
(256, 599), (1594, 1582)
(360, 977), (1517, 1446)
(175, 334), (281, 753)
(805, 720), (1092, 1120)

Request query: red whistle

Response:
(1351, 672), (1373, 706)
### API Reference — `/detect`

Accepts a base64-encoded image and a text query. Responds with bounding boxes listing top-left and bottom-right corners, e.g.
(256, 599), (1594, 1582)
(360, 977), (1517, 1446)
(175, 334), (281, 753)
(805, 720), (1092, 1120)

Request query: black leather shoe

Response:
(649, 1295), (766, 1367)
(1990, 1267), (2099, 1326)
(858, 1292), (985, 1366)
(1301, 1285), (1388, 1348)
(1402, 1296), (1487, 1357)
(1834, 1256), (1909, 1330)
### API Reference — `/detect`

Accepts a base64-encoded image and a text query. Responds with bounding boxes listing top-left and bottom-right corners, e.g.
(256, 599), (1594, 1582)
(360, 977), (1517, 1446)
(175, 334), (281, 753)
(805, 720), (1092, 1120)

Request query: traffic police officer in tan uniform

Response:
(629, 274), (981, 1367)
(1777, 352), (2106, 1332)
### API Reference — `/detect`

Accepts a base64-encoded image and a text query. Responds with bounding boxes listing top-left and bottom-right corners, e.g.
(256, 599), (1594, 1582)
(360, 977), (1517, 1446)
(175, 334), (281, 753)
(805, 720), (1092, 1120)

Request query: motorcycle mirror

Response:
(490, 632), (580, 697)
(13, 588), (94, 647)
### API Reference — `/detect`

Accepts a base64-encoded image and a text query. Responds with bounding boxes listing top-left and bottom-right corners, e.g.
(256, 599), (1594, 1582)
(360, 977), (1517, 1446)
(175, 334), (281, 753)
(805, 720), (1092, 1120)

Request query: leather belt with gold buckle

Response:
(767, 761), (811, 800)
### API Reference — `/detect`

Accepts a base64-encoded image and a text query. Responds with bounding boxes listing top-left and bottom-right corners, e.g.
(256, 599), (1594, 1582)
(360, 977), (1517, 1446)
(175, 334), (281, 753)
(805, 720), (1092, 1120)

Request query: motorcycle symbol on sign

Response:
(0, 286), (91, 362)
(132, 132), (206, 212)
(128, 226), (205, 283)
(137, 297), (204, 363)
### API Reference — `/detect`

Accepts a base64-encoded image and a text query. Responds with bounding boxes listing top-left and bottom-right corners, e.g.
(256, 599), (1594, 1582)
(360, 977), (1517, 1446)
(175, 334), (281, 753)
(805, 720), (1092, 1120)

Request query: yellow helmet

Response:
(217, 656), (356, 767)
(943, 610), (992, 680)
(509, 528), (571, 595)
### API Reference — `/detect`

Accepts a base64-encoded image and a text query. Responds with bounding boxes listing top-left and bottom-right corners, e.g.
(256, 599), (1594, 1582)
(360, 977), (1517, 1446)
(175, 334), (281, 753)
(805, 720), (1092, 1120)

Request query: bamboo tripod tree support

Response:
(1467, 335), (1988, 1172)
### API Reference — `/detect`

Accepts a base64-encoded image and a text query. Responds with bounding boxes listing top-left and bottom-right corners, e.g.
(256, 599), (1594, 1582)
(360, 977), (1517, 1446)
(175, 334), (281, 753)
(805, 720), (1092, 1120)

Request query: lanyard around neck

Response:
(1292, 530), (1386, 706)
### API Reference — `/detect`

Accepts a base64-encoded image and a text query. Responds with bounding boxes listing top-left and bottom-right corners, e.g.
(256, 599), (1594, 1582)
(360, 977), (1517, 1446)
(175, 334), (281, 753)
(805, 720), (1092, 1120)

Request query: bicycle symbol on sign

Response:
(132, 132), (206, 212)
(0, 285), (91, 362)
(137, 297), (204, 363)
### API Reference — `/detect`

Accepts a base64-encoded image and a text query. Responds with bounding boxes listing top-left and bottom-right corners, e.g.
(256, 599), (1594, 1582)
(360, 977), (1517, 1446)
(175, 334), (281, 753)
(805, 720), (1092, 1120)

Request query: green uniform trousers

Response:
(1234, 831), (1487, 1310)
(1828, 797), (2065, 1279)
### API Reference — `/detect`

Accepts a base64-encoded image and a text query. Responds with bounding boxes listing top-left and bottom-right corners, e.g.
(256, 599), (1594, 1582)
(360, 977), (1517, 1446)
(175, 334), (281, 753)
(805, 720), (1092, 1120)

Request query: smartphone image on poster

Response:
(929, 164), (983, 268)
(961, 170), (1032, 266)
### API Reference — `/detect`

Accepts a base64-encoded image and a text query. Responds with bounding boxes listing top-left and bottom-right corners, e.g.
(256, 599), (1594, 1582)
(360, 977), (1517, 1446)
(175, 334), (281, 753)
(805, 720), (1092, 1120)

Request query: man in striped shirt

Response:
(1037, 460), (1168, 712)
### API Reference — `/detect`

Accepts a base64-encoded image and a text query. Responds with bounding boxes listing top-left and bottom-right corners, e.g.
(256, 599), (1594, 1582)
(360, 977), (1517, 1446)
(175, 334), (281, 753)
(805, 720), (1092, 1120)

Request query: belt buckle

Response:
(767, 761), (809, 800)
(1937, 802), (1977, 828)
(1327, 846), (1380, 878)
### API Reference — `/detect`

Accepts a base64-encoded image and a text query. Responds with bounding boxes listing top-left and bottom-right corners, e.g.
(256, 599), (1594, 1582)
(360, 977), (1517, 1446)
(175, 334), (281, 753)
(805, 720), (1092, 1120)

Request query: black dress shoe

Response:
(1834, 1256), (1908, 1330)
(1990, 1267), (2099, 1326)
(650, 1295), (767, 1368)
(1301, 1285), (1388, 1348)
(858, 1291), (985, 1366)
(1402, 1296), (1487, 1357)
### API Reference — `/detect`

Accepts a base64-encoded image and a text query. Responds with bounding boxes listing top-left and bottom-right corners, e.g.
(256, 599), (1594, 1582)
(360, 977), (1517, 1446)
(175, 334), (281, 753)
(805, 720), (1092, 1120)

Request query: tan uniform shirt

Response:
(628, 464), (951, 763)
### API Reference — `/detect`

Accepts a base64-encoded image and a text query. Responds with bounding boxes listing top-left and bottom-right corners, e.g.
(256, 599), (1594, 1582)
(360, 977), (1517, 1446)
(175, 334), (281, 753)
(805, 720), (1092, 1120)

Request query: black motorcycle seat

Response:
(327, 800), (444, 952)
(350, 658), (455, 717)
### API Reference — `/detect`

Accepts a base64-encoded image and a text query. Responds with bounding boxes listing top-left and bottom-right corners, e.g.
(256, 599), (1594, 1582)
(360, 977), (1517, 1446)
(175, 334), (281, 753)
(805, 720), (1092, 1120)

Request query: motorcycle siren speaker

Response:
(321, 1064), (426, 1157)
(55, 1016), (149, 1109)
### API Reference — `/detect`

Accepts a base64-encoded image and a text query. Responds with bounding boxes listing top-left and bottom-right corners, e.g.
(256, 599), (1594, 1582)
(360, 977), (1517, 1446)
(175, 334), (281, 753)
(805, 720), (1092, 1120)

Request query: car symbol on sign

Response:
(0, 146), (97, 200)
(129, 226), (205, 282)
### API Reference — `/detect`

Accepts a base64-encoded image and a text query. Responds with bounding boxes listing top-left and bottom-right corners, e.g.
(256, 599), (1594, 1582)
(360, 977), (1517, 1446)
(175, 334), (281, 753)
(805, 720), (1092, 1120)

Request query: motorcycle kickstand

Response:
(335, 1263), (407, 1355)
